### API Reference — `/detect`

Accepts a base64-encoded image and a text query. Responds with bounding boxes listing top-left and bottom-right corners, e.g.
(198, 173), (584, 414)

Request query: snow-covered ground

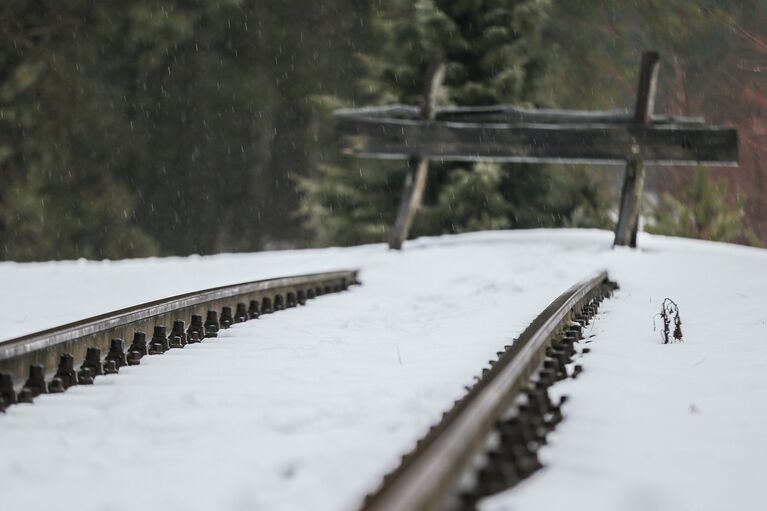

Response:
(1, 229), (765, 511)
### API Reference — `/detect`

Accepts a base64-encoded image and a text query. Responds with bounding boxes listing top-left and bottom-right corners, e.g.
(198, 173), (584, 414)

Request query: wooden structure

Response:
(334, 52), (739, 249)
(388, 62), (445, 250)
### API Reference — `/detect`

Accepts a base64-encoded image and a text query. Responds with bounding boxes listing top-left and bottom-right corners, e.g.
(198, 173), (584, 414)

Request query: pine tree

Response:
(301, 0), (611, 246)
(0, 1), (161, 261)
(0, 0), (374, 260)
(647, 168), (759, 245)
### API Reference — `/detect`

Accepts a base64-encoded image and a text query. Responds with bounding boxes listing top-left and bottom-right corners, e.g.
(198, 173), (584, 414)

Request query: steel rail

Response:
(0, 270), (359, 390)
(360, 270), (612, 511)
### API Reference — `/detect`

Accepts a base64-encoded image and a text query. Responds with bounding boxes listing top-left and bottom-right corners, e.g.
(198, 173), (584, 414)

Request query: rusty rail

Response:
(360, 271), (615, 511)
(0, 270), (359, 410)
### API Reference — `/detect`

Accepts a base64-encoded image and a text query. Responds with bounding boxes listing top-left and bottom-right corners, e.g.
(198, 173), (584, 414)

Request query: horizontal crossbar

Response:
(335, 104), (706, 126)
(335, 114), (738, 166)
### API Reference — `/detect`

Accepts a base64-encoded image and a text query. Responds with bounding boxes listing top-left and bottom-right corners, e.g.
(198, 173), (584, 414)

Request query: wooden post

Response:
(388, 61), (445, 250)
(613, 51), (660, 248)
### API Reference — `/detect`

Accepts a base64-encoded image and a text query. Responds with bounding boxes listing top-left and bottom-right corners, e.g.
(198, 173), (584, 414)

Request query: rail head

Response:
(0, 270), (359, 387)
(360, 270), (612, 511)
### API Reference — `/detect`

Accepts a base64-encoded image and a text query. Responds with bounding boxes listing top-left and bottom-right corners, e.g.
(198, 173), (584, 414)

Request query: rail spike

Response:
(24, 364), (47, 397)
(204, 311), (220, 337)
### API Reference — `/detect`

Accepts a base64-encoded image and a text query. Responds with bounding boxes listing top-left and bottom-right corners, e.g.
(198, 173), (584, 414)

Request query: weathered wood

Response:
(334, 50), (739, 252)
(335, 104), (705, 126)
(388, 61), (446, 250)
(336, 115), (738, 166)
(613, 154), (646, 246)
(389, 158), (429, 250)
(633, 52), (660, 124)
(614, 51), (660, 248)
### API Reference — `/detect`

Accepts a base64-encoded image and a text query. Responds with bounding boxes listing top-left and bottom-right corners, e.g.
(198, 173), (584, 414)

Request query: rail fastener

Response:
(0, 270), (359, 413)
(359, 271), (617, 511)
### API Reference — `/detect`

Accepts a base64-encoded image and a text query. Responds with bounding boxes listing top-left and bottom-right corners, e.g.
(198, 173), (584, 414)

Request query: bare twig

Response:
(659, 298), (684, 343)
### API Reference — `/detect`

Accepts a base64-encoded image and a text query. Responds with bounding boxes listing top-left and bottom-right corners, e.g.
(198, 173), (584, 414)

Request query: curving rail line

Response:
(0, 266), (616, 510)
(0, 270), (359, 411)
(360, 270), (617, 511)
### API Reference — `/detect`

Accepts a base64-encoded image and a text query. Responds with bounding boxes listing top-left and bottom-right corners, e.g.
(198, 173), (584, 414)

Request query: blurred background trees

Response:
(301, 0), (613, 246)
(540, 0), (764, 246)
(0, 0), (371, 259)
(0, 0), (763, 261)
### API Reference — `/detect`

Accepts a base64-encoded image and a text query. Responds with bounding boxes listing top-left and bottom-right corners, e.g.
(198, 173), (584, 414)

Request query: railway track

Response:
(0, 270), (359, 411)
(1, 266), (616, 511)
(360, 270), (617, 511)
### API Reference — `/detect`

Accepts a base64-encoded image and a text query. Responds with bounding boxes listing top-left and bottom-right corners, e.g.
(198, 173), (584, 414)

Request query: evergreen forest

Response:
(1, 0), (764, 261)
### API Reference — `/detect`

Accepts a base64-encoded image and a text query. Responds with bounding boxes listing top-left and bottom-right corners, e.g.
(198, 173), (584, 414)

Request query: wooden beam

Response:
(388, 61), (445, 250)
(336, 115), (738, 166)
(389, 157), (428, 250)
(614, 51), (660, 248)
(335, 104), (705, 126)
(633, 52), (660, 124)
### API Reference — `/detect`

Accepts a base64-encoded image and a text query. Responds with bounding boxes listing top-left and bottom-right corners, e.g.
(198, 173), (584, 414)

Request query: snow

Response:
(1, 229), (766, 511)
(483, 232), (767, 511)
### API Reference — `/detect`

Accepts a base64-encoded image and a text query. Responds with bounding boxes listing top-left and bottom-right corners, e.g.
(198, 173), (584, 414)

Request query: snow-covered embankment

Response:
(0, 229), (765, 511)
